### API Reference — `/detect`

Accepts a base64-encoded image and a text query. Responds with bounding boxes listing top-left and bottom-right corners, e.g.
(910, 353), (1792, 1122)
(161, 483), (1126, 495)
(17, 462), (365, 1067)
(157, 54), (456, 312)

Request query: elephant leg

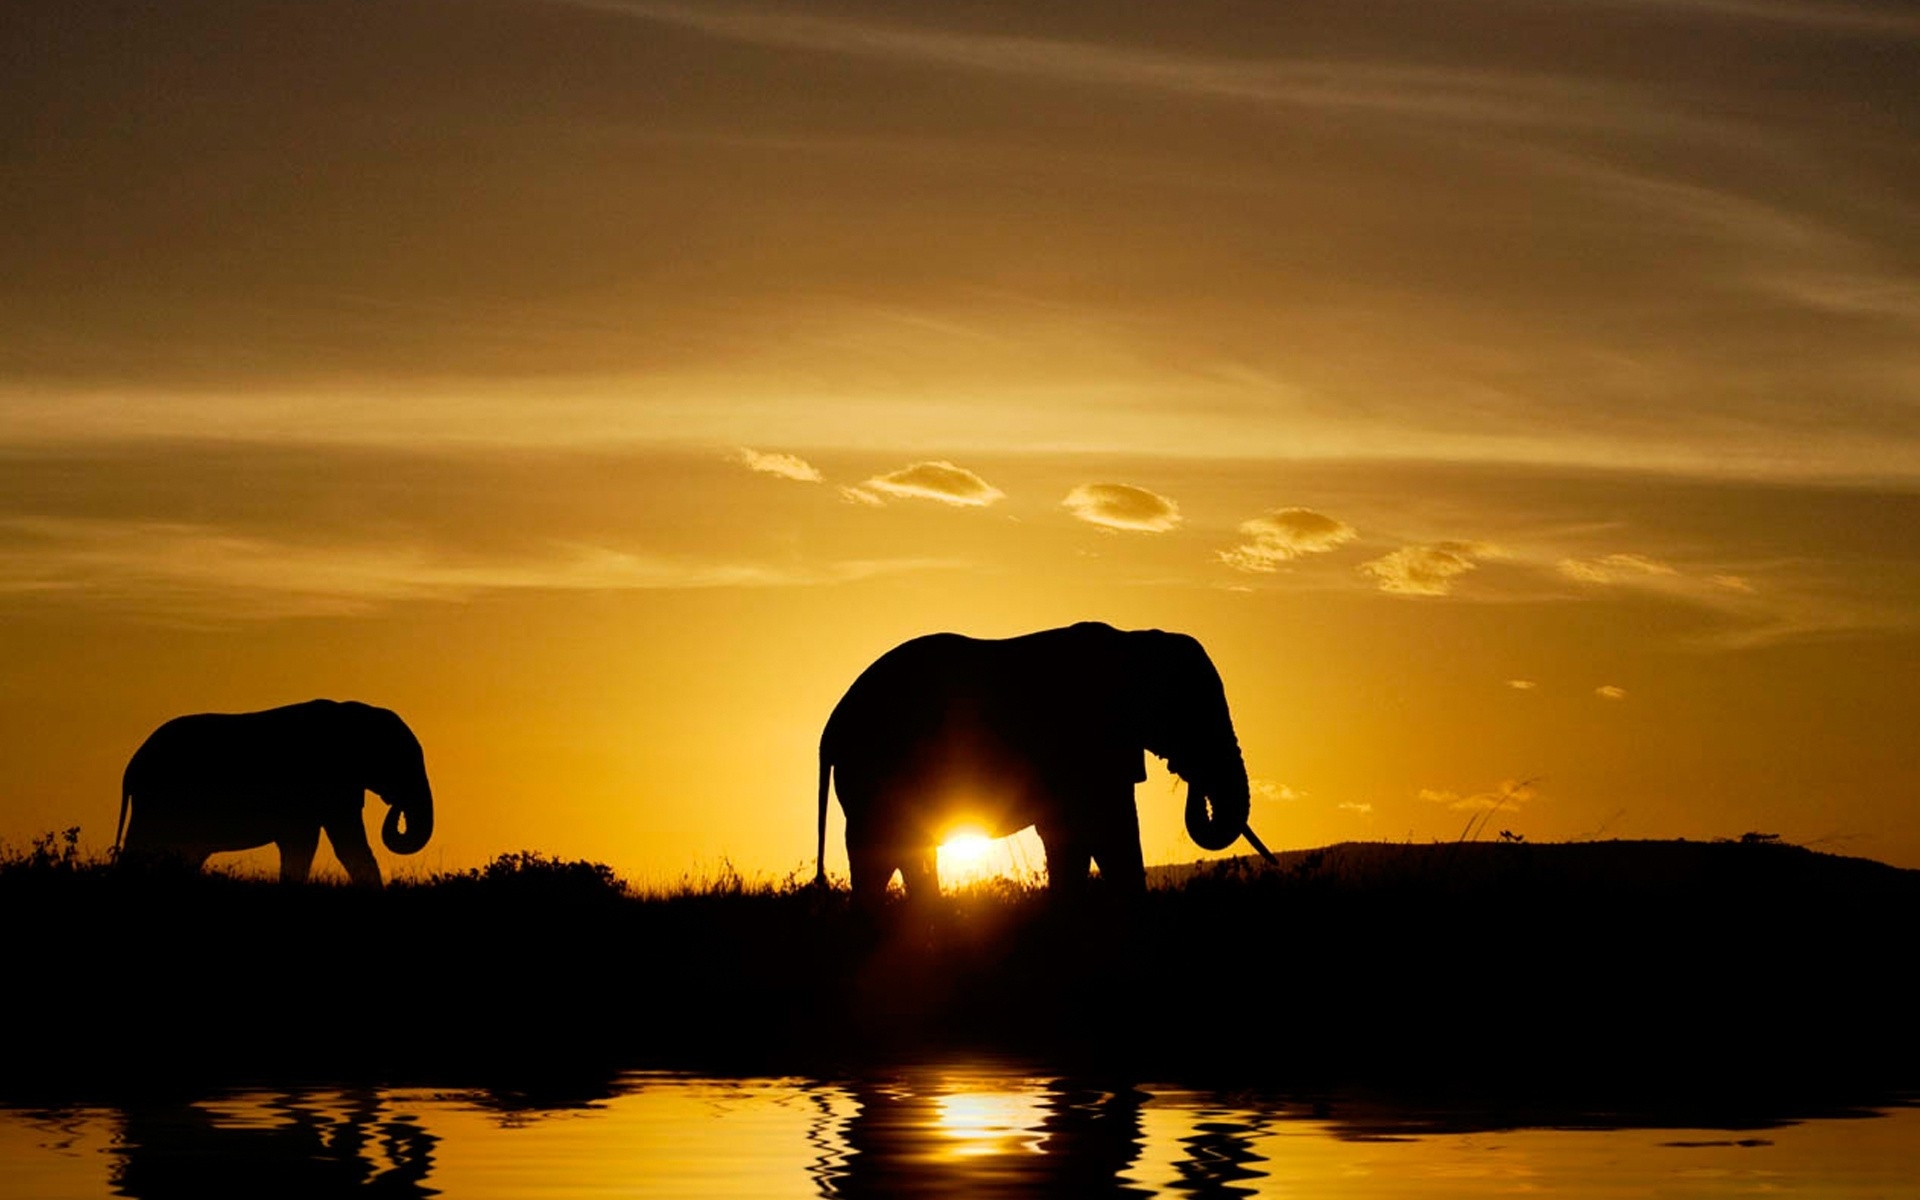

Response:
(1091, 797), (1147, 894)
(900, 848), (939, 903)
(277, 826), (320, 885)
(848, 840), (896, 910)
(1038, 823), (1092, 897)
(323, 812), (384, 888)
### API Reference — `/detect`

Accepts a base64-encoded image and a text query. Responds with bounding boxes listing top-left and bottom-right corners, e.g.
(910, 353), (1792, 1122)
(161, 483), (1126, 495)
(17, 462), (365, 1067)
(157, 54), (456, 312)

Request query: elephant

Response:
(815, 621), (1269, 905)
(116, 699), (434, 887)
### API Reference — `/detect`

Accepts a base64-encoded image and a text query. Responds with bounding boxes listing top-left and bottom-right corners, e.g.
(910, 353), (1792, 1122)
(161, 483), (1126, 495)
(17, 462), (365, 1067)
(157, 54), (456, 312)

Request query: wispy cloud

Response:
(1359, 541), (1499, 596)
(733, 446), (822, 482)
(1534, 541), (1903, 649)
(1507, 679), (1538, 690)
(1419, 778), (1541, 813)
(855, 460), (1005, 507)
(1538, 547), (1847, 645)
(1596, 684), (1629, 699)
(1220, 508), (1356, 573)
(1252, 778), (1306, 803)
(0, 517), (953, 619)
(568, 1), (1694, 134)
(1559, 552), (1678, 583)
(1062, 483), (1181, 532)
(1597, 0), (1920, 36)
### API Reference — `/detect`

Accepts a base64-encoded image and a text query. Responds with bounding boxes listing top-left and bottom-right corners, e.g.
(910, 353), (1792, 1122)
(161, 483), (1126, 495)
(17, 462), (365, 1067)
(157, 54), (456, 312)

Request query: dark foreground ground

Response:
(4, 837), (1915, 1099)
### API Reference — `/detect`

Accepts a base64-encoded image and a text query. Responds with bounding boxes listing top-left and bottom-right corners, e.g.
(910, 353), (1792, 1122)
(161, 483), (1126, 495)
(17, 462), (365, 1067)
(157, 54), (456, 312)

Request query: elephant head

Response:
(1133, 631), (1253, 853)
(346, 703), (435, 855)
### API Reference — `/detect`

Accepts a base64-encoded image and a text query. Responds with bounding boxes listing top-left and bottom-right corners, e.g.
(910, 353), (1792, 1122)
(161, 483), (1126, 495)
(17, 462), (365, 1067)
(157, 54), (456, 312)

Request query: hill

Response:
(1149, 836), (1920, 896)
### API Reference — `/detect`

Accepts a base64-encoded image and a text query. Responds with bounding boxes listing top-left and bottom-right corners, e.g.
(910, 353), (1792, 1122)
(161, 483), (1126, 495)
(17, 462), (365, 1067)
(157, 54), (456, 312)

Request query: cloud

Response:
(0, 517), (956, 619)
(1219, 508), (1356, 572)
(1596, 684), (1628, 699)
(1559, 552), (1678, 584)
(858, 461), (1005, 507)
(1251, 778), (1305, 803)
(1506, 679), (1538, 690)
(733, 447), (822, 482)
(1062, 483), (1181, 532)
(1603, 0), (1920, 38)
(1712, 573), (1755, 592)
(1337, 802), (1374, 815)
(1359, 541), (1498, 596)
(1419, 778), (1541, 812)
(586, 1), (1708, 133)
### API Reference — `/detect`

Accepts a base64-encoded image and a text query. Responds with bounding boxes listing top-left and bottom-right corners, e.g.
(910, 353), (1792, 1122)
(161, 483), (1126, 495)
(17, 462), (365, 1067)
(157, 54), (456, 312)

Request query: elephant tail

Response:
(815, 746), (832, 888)
(115, 764), (134, 855)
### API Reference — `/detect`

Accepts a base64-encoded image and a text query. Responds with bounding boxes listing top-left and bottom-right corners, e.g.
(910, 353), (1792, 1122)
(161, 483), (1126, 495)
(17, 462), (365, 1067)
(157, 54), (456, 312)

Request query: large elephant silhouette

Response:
(116, 699), (434, 887)
(816, 622), (1258, 904)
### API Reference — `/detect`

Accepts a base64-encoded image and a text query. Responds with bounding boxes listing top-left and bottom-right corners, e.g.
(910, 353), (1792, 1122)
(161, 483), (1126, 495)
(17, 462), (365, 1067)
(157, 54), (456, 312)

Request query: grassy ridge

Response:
(4, 834), (1916, 1093)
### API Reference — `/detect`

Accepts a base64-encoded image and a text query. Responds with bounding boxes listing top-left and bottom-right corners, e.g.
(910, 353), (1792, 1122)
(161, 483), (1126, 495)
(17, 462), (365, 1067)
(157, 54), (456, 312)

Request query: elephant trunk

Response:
(1183, 756), (1252, 853)
(381, 785), (434, 855)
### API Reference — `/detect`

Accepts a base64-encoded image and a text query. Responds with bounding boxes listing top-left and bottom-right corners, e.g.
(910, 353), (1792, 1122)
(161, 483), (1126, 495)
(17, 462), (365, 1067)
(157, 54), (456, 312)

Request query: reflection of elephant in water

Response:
(113, 1090), (437, 1198)
(116, 700), (434, 887)
(816, 622), (1257, 904)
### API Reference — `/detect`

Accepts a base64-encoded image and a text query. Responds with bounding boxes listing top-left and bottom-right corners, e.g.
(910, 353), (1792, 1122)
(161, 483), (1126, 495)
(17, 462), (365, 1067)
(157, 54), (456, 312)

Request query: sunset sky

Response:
(4, 0), (1918, 881)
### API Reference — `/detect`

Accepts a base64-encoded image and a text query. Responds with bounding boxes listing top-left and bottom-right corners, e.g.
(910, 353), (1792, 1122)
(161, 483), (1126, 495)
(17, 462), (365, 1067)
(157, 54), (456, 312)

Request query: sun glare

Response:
(938, 832), (996, 887)
(935, 827), (1046, 888)
(942, 833), (992, 863)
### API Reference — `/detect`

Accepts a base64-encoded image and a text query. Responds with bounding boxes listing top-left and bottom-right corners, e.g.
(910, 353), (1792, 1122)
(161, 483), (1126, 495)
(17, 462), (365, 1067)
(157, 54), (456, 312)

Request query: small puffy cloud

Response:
(838, 485), (886, 507)
(1420, 778), (1540, 812)
(733, 447), (822, 483)
(1251, 778), (1305, 803)
(1219, 508), (1356, 572)
(1062, 483), (1181, 532)
(1595, 684), (1628, 700)
(1359, 541), (1497, 596)
(1506, 679), (1537, 690)
(1337, 802), (1374, 815)
(859, 460), (1004, 507)
(1559, 552), (1677, 584)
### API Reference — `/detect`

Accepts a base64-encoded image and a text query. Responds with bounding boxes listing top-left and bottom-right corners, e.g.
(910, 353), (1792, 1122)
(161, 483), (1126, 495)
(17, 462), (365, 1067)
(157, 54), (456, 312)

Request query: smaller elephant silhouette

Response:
(116, 699), (434, 886)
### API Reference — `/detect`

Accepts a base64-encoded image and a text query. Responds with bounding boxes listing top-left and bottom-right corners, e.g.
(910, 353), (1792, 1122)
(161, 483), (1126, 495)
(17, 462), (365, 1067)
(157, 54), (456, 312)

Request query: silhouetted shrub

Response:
(428, 850), (628, 902)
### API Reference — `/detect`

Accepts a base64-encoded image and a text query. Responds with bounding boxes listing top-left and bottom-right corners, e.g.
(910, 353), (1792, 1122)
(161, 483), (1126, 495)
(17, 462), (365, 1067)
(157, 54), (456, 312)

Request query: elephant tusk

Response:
(1243, 823), (1279, 866)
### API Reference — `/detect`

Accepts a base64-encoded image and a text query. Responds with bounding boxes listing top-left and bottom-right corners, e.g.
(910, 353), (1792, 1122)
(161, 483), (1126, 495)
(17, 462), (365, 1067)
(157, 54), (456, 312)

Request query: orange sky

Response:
(3, 0), (1917, 878)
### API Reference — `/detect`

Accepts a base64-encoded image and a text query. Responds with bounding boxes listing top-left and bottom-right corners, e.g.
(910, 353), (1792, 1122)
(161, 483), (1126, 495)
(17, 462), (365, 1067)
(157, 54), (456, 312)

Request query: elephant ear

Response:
(1052, 631), (1148, 786)
(1129, 630), (1193, 755)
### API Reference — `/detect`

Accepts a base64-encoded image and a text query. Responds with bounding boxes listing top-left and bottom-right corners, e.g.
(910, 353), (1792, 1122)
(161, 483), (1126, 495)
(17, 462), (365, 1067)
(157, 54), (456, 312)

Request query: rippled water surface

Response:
(4, 1069), (1916, 1198)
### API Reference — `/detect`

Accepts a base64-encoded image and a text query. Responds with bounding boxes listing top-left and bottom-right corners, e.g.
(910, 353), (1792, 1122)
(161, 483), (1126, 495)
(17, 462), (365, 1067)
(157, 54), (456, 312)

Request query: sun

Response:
(937, 830), (997, 886)
(935, 827), (1047, 888)
(942, 832), (992, 866)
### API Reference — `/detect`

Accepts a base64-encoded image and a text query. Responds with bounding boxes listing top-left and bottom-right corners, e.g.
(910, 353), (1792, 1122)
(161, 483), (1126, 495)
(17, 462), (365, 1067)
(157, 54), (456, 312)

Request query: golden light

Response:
(939, 831), (994, 877)
(933, 1091), (1046, 1158)
(936, 827), (1047, 889)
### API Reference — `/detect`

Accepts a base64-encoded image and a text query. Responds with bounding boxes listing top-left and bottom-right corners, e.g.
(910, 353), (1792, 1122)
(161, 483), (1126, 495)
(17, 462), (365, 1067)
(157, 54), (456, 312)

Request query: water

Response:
(4, 1068), (1916, 1198)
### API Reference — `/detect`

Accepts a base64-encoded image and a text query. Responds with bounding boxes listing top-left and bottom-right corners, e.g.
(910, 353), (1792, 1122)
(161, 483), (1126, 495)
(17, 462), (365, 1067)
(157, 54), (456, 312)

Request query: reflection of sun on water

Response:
(935, 1091), (1046, 1158)
(936, 828), (1045, 888)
